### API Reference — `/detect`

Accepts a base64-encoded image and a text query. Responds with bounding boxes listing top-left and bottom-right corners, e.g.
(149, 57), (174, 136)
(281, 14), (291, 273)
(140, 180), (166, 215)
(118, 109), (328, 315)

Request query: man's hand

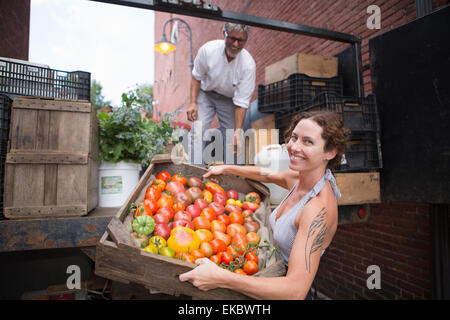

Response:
(186, 102), (198, 122)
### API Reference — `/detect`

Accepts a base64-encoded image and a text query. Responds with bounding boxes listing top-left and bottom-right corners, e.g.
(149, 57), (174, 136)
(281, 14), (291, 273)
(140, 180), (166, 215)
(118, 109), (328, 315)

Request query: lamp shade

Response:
(154, 34), (177, 54)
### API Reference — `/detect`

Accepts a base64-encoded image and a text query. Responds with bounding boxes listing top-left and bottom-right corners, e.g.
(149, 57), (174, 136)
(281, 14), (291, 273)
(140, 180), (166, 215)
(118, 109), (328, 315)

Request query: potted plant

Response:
(97, 91), (175, 207)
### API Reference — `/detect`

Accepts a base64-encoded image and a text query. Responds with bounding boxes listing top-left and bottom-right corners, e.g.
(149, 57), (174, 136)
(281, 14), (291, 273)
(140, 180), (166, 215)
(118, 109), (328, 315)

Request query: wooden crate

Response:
(3, 97), (98, 219)
(95, 154), (286, 299)
(265, 53), (338, 84)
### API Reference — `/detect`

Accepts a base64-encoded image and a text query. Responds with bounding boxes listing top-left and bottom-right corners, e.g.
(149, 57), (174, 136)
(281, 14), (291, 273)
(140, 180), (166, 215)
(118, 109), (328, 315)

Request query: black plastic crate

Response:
(334, 131), (382, 172)
(258, 73), (343, 113)
(0, 59), (90, 101)
(275, 92), (380, 133)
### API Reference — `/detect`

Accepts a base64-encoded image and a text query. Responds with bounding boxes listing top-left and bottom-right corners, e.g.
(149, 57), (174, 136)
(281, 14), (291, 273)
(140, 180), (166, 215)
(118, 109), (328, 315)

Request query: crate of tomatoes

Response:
(95, 154), (285, 299)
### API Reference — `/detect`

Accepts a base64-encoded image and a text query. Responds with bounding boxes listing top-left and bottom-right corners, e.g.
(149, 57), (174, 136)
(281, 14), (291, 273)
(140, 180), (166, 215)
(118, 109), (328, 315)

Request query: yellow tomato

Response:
(167, 227), (201, 253)
(235, 200), (243, 207)
(226, 198), (236, 205)
(150, 236), (167, 250)
(143, 243), (158, 254)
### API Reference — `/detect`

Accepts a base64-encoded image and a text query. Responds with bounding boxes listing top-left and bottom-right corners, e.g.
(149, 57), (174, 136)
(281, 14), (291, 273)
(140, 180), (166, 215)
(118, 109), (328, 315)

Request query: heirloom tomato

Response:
(210, 220), (226, 233)
(210, 238), (227, 254)
(212, 231), (231, 246)
(186, 204), (201, 219)
(157, 171), (172, 182)
(209, 202), (225, 216)
(185, 187), (203, 202)
(173, 202), (186, 212)
(157, 206), (175, 221)
(200, 207), (216, 221)
(166, 181), (185, 194)
(205, 182), (226, 196)
(167, 227), (200, 254)
(245, 192), (261, 205)
(173, 192), (192, 207)
(229, 211), (244, 225)
(145, 185), (161, 202)
(209, 254), (222, 265)
(192, 216), (211, 230)
(133, 204), (152, 218)
(172, 174), (187, 185)
(202, 189), (213, 203)
(200, 242), (214, 258)
(217, 214), (230, 226)
(226, 223), (247, 238)
(226, 189), (239, 200)
(220, 252), (233, 265)
(234, 268), (247, 275)
(195, 229), (213, 243)
(246, 231), (261, 245)
(152, 179), (166, 192)
(157, 193), (174, 209)
(191, 249), (205, 260)
(242, 201), (259, 212)
(213, 193), (227, 206)
(245, 251), (259, 263)
(187, 177), (204, 189)
(232, 233), (248, 249)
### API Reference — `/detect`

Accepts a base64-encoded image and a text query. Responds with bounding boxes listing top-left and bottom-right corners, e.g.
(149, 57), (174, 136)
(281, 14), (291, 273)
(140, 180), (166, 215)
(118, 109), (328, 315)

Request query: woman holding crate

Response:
(179, 110), (351, 300)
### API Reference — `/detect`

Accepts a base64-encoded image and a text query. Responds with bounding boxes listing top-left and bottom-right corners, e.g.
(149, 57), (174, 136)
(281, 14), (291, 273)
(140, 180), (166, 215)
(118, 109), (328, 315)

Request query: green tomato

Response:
(159, 246), (175, 259)
(132, 215), (155, 236)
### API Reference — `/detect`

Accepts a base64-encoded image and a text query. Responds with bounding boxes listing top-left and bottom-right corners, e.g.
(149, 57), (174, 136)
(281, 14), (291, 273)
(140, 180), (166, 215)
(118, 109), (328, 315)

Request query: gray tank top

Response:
(269, 169), (341, 266)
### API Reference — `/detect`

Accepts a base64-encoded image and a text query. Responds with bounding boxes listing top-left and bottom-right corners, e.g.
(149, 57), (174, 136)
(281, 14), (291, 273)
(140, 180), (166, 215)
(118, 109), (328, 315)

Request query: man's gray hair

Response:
(224, 22), (250, 36)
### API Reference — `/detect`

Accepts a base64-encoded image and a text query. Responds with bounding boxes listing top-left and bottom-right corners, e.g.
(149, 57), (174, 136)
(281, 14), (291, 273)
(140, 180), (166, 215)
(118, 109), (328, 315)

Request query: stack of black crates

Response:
(258, 73), (382, 173)
(0, 58), (91, 219)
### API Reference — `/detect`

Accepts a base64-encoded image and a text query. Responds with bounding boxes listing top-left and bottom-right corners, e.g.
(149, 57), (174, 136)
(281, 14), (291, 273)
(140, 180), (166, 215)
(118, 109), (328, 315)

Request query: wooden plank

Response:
(6, 163), (45, 207)
(56, 111), (91, 154)
(9, 108), (37, 151)
(107, 217), (135, 248)
(4, 205), (87, 219)
(297, 53), (338, 79)
(6, 151), (88, 164)
(35, 109), (50, 150)
(57, 164), (87, 205)
(12, 97), (92, 113)
(335, 172), (381, 205)
(44, 164), (58, 206)
(265, 53), (297, 84)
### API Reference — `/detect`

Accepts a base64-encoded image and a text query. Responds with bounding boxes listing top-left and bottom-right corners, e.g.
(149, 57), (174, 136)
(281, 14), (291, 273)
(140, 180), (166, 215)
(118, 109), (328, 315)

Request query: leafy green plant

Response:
(98, 105), (176, 167)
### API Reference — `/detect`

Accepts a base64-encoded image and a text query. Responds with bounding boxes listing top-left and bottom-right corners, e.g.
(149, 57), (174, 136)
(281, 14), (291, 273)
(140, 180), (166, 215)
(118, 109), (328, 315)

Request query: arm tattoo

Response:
(305, 207), (327, 273)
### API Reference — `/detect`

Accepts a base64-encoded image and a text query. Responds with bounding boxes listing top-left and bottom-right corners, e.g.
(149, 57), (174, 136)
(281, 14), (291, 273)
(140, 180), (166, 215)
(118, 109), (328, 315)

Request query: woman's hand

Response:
(179, 258), (227, 291)
(203, 165), (228, 178)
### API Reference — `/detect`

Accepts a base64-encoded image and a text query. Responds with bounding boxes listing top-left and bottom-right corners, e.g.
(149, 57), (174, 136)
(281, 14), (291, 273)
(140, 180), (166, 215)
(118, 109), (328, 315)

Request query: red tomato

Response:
(153, 213), (169, 225)
(186, 204), (201, 219)
(172, 174), (187, 186)
(157, 206), (175, 221)
(157, 171), (172, 182)
(245, 251), (259, 263)
(210, 220), (226, 233)
(173, 192), (192, 207)
(243, 260), (258, 275)
(133, 204), (152, 218)
(245, 192), (261, 205)
(217, 214), (230, 226)
(209, 202), (225, 216)
(145, 185), (162, 201)
(210, 238), (227, 254)
(213, 193), (227, 206)
(187, 177), (204, 189)
(242, 201), (259, 212)
(213, 231), (231, 246)
(229, 211), (244, 225)
(221, 252), (233, 265)
(192, 216), (211, 230)
(226, 190), (239, 200)
(200, 207), (216, 221)
(225, 204), (242, 214)
(194, 198), (209, 211)
(227, 245), (244, 257)
(186, 187), (203, 202)
(242, 209), (253, 218)
(200, 242), (214, 258)
(165, 181), (185, 194)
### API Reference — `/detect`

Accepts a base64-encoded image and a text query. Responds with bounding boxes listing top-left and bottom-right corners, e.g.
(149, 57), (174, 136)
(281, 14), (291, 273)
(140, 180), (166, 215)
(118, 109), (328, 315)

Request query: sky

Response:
(29, 0), (155, 106)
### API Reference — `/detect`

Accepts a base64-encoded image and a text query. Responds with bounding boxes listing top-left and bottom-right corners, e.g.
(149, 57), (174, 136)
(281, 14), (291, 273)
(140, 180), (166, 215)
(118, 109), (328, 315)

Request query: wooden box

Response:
(265, 53), (338, 84)
(95, 155), (286, 299)
(3, 97), (98, 219)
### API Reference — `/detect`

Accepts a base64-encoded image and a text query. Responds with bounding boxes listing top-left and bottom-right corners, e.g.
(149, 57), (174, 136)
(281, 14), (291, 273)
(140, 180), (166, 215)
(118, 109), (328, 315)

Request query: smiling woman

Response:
(29, 0), (155, 106)
(179, 110), (351, 300)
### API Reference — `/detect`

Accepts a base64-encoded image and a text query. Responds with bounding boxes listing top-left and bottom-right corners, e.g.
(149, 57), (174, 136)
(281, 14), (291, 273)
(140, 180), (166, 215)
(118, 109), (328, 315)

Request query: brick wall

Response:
(0, 0), (30, 60)
(154, 1), (444, 299)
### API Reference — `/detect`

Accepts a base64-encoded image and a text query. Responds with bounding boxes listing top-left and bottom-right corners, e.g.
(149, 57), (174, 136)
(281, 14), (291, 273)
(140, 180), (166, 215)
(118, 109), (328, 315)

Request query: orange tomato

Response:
(173, 202), (186, 212)
(172, 174), (187, 185)
(157, 193), (173, 208)
(232, 233), (248, 250)
(145, 185), (162, 201)
(209, 253), (222, 265)
(243, 260), (258, 275)
(195, 229), (213, 243)
(210, 238), (227, 254)
(226, 223), (247, 238)
(153, 179), (167, 192)
(229, 211), (244, 225)
(213, 231), (231, 246)
(191, 249), (205, 261)
(217, 214), (230, 226)
(180, 253), (196, 264)
(142, 199), (158, 216)
(210, 220), (226, 233)
(192, 216), (211, 230)
(234, 268), (247, 275)
(227, 245), (244, 257)
(200, 242), (214, 258)
(202, 189), (213, 203)
(200, 207), (216, 221)
(246, 231), (261, 245)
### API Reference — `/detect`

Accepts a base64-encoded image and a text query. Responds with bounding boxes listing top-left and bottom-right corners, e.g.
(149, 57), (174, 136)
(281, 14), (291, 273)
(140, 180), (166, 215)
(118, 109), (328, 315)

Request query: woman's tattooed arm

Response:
(304, 207), (328, 273)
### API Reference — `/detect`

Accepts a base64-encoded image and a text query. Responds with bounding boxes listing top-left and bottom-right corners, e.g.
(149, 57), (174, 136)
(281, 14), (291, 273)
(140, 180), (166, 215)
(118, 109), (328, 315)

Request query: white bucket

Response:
(98, 161), (142, 207)
(254, 144), (291, 205)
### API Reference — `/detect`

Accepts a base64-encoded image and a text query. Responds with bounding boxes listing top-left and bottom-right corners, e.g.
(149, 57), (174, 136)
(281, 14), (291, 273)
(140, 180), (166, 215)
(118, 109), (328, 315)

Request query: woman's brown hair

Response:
(284, 110), (351, 169)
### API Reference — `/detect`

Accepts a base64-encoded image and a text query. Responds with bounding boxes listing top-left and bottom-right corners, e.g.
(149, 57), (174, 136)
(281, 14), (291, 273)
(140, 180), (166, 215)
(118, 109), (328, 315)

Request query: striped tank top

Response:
(269, 169), (341, 266)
